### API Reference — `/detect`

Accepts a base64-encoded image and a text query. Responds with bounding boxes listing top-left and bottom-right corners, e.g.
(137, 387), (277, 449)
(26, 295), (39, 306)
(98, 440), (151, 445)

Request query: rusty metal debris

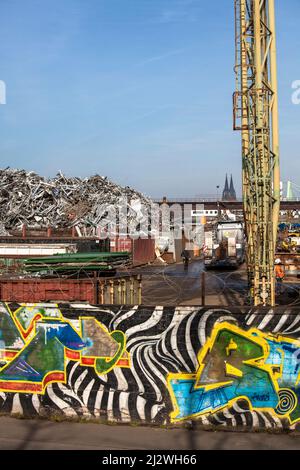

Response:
(0, 168), (152, 235)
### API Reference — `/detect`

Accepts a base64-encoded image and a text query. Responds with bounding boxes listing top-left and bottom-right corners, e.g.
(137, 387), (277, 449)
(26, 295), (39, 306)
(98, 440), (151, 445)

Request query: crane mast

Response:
(233, 0), (280, 306)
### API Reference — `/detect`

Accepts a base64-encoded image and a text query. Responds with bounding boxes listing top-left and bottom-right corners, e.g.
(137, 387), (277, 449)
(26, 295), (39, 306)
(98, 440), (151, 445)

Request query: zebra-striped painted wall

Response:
(1, 302), (300, 432)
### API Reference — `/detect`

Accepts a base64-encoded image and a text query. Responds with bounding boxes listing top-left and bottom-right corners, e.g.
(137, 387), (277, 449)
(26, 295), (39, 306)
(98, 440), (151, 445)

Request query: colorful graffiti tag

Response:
(168, 322), (300, 424)
(2, 304), (300, 431)
(0, 303), (130, 393)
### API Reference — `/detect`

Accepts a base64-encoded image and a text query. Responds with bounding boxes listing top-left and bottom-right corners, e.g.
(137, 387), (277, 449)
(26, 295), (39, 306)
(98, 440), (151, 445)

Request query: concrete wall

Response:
(0, 302), (300, 432)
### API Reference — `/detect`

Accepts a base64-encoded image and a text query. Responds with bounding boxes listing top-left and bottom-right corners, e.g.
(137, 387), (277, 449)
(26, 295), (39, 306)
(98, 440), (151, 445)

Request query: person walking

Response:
(181, 249), (191, 271)
(275, 258), (285, 295)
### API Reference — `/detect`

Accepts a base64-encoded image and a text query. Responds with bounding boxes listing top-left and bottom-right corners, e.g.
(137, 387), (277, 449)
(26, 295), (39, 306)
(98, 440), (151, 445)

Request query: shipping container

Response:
(0, 275), (142, 304)
(110, 237), (155, 266)
(110, 237), (133, 253)
(0, 243), (76, 257)
(132, 238), (155, 265)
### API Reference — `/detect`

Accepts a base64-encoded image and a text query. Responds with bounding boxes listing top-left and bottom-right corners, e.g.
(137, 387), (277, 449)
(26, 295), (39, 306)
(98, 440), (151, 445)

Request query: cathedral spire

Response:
(222, 174), (230, 201)
(222, 174), (237, 201)
(229, 174), (237, 201)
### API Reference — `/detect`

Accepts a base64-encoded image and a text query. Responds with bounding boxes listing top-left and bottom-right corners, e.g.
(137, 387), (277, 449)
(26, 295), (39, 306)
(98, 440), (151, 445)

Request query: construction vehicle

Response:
(204, 220), (245, 269)
(277, 231), (300, 254)
(233, 0), (280, 305)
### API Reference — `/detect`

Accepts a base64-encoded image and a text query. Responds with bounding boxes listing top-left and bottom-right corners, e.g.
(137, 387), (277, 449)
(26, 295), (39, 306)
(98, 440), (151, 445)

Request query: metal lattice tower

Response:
(233, 0), (280, 306)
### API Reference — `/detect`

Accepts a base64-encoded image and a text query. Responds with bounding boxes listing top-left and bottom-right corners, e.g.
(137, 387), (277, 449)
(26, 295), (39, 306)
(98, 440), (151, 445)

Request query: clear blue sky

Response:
(1, 0), (300, 197)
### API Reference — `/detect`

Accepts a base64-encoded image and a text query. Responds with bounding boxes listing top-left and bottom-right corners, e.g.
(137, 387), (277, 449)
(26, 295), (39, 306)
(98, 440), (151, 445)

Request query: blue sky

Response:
(1, 0), (300, 197)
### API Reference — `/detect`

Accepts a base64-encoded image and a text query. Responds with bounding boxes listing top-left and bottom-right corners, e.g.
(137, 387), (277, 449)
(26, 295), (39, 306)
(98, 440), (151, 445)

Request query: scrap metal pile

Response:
(0, 168), (151, 234)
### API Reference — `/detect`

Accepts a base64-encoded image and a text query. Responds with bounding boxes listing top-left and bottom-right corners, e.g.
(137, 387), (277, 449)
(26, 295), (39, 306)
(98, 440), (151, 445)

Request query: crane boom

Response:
(233, 0), (280, 306)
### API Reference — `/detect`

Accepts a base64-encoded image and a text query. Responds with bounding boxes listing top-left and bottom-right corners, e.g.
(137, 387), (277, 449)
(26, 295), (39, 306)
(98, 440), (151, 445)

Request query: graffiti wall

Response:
(1, 302), (300, 431)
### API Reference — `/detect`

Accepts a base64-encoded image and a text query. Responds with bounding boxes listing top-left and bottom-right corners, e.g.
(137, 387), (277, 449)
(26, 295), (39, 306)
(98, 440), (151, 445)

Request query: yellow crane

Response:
(233, 0), (280, 306)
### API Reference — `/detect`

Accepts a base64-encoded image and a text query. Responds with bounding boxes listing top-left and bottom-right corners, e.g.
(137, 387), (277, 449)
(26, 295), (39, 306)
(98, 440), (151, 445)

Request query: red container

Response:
(110, 237), (155, 265)
(110, 237), (133, 253)
(0, 279), (96, 303)
(132, 238), (155, 266)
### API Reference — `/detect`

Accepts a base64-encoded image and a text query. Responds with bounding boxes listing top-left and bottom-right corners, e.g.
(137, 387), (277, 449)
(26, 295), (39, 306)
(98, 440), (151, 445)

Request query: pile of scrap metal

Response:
(22, 252), (130, 277)
(0, 168), (151, 235)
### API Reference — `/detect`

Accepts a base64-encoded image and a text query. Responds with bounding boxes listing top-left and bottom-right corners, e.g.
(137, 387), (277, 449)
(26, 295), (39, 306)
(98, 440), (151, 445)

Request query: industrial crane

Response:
(233, 0), (280, 306)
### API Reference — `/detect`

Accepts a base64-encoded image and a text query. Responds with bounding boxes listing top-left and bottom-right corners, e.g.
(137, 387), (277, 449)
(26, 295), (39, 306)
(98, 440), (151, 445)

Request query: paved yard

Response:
(0, 416), (300, 450)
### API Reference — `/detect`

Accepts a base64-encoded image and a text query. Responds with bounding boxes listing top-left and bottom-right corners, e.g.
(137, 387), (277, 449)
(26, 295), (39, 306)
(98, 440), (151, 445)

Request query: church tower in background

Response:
(222, 174), (237, 201)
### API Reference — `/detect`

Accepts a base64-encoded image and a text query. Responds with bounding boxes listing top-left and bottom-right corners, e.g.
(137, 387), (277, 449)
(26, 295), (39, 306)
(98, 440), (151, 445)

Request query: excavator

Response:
(233, 0), (280, 306)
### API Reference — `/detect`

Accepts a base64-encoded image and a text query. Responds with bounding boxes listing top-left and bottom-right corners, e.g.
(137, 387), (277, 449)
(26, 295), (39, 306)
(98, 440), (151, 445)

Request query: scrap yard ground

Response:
(126, 260), (299, 306)
(0, 416), (299, 450)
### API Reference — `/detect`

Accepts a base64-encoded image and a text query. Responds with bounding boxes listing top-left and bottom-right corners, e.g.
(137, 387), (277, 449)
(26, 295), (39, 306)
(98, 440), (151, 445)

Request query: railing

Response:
(152, 197), (243, 203)
(96, 275), (142, 305)
(153, 197), (300, 203)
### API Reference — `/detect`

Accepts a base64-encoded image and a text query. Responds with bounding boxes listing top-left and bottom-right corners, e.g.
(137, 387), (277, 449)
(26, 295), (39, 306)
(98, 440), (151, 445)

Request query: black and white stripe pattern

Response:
(1, 304), (300, 431)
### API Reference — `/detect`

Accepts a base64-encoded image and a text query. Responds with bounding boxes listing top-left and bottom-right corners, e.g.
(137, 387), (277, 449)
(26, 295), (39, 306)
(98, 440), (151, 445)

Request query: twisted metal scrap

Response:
(0, 168), (152, 232)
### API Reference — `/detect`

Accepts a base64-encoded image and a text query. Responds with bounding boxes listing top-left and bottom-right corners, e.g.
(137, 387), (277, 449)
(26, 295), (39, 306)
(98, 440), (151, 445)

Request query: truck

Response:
(204, 220), (245, 269)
